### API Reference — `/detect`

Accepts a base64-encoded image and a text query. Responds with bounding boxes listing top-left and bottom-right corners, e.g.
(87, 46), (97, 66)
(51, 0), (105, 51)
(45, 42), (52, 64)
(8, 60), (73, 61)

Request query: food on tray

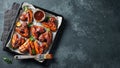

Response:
(28, 40), (36, 55)
(19, 40), (44, 55)
(16, 21), (22, 27)
(20, 9), (33, 24)
(11, 34), (25, 49)
(34, 10), (45, 22)
(19, 39), (30, 53)
(15, 22), (29, 38)
(20, 12), (28, 21)
(42, 17), (57, 32)
(14, 25), (53, 55)
(31, 25), (46, 39)
(34, 41), (43, 54)
(7, 2), (62, 58)
(39, 30), (52, 46)
(27, 9), (33, 23)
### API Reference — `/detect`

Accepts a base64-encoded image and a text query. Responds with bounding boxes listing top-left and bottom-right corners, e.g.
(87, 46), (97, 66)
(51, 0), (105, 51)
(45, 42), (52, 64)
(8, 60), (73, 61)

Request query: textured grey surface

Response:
(1, 3), (19, 44)
(1, 0), (120, 68)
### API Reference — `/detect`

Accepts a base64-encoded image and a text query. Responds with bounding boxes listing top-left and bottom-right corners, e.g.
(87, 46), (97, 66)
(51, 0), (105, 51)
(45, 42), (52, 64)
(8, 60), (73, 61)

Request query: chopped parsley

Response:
(23, 6), (28, 11)
(31, 49), (36, 55)
(27, 23), (33, 27)
(29, 35), (35, 41)
(44, 16), (50, 22)
(2, 57), (12, 64)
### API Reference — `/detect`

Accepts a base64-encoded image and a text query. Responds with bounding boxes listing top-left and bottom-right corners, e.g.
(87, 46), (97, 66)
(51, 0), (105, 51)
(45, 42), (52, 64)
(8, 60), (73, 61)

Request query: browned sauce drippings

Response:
(34, 11), (44, 21)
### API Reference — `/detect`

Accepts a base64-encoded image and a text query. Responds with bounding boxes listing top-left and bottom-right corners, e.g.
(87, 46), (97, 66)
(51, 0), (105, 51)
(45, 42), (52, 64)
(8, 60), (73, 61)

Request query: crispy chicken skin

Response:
(19, 39), (30, 53)
(15, 22), (29, 38)
(42, 17), (57, 32)
(19, 40), (46, 54)
(11, 34), (25, 49)
(20, 12), (28, 21)
(20, 9), (33, 24)
(39, 31), (52, 46)
(27, 9), (33, 24)
(31, 25), (45, 39)
(34, 41), (43, 54)
(28, 41), (35, 55)
(28, 40), (44, 55)
(41, 42), (48, 50)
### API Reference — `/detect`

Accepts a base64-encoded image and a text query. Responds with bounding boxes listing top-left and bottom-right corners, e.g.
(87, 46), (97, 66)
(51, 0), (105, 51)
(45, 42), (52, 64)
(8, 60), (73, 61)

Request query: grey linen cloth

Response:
(1, 2), (20, 46)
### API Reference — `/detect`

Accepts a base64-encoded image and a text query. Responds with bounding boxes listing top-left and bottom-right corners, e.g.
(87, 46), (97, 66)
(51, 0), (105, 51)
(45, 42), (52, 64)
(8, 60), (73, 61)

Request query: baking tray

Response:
(3, 2), (63, 62)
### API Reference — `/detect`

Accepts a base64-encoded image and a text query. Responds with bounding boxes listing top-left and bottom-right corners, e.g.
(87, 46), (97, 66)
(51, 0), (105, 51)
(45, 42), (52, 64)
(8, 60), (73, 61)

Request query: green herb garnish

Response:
(27, 23), (33, 27)
(9, 45), (17, 50)
(23, 6), (28, 11)
(9, 45), (13, 49)
(29, 35), (35, 41)
(31, 49), (36, 55)
(2, 57), (12, 64)
(46, 28), (50, 31)
(44, 16), (50, 22)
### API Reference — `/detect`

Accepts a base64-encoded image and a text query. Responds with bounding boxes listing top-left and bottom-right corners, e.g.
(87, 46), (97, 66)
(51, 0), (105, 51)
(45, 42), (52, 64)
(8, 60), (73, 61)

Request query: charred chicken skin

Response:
(33, 41), (49, 54)
(15, 22), (29, 38)
(11, 34), (25, 49)
(20, 9), (33, 24)
(31, 25), (45, 39)
(18, 39), (46, 55)
(39, 31), (52, 46)
(19, 39), (30, 53)
(33, 41), (43, 54)
(28, 40), (36, 55)
(41, 42), (49, 51)
(19, 12), (28, 21)
(19, 40), (45, 55)
(42, 17), (57, 32)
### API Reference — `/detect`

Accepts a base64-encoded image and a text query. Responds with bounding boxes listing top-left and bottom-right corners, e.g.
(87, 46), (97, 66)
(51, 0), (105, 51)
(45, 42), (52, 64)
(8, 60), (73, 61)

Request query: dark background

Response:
(1, 0), (120, 68)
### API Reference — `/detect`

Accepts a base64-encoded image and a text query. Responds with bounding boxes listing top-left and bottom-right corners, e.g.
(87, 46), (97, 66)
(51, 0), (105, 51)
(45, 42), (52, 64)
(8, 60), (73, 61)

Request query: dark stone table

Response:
(1, 0), (120, 68)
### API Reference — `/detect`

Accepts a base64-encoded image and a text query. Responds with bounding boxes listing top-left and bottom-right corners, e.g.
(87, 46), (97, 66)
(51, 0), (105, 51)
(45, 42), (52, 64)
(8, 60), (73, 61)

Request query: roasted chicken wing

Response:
(15, 22), (29, 38)
(34, 41), (43, 54)
(42, 17), (57, 32)
(27, 9), (33, 23)
(39, 31), (52, 46)
(31, 25), (45, 39)
(20, 12), (28, 21)
(11, 34), (25, 49)
(20, 9), (33, 24)
(19, 39), (30, 53)
(28, 41), (36, 55)
(12, 7), (58, 56)
(41, 42), (49, 50)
